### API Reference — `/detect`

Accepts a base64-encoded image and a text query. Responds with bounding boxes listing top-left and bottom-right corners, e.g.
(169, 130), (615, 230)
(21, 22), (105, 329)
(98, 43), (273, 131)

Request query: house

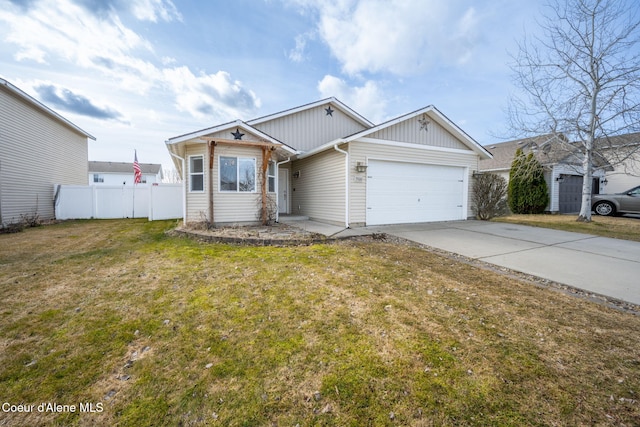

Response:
(0, 78), (95, 226)
(88, 161), (163, 186)
(479, 134), (612, 213)
(166, 98), (492, 227)
(596, 132), (640, 193)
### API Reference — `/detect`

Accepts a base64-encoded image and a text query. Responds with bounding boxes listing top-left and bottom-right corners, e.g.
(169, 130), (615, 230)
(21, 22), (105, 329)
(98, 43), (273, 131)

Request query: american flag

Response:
(133, 150), (142, 184)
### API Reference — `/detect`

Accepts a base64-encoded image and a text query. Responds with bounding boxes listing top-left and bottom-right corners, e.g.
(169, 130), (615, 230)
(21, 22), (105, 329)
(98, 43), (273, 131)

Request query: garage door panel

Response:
(366, 160), (465, 225)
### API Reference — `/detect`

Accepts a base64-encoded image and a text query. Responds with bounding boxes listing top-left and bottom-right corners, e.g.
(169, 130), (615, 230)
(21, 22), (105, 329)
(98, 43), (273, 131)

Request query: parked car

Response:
(592, 185), (640, 216)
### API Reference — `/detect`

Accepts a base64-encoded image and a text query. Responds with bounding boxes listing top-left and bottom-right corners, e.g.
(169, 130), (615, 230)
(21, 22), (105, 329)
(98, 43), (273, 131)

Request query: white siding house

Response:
(166, 98), (491, 227)
(479, 135), (612, 213)
(0, 78), (95, 226)
(88, 161), (163, 186)
(598, 133), (640, 193)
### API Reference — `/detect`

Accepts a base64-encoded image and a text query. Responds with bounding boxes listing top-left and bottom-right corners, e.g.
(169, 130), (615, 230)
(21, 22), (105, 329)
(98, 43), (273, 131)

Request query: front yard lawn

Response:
(495, 214), (640, 242)
(1, 219), (639, 426)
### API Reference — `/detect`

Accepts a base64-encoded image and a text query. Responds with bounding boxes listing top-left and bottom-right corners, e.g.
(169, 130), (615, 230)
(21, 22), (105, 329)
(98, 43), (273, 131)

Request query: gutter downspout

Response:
(334, 144), (349, 228)
(275, 157), (291, 223)
(169, 151), (187, 226)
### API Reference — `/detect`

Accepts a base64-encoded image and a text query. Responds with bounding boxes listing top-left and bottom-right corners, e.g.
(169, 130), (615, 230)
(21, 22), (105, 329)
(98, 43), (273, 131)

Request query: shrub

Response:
(508, 149), (549, 214)
(472, 173), (508, 220)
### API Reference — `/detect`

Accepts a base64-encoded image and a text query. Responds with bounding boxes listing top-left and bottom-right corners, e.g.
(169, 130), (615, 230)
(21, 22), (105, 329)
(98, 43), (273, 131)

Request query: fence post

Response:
(92, 185), (98, 218)
(148, 185), (153, 221)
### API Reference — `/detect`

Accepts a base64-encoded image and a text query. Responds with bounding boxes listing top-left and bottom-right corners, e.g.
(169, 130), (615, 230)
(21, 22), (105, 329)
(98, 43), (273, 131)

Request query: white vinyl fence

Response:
(54, 184), (183, 221)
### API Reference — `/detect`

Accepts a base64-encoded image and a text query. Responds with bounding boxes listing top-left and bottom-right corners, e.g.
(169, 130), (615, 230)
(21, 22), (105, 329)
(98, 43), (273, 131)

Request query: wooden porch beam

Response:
(198, 137), (282, 149)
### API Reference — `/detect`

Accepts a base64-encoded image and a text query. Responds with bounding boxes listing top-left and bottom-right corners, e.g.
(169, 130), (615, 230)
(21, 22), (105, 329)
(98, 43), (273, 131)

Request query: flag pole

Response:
(133, 150), (142, 218)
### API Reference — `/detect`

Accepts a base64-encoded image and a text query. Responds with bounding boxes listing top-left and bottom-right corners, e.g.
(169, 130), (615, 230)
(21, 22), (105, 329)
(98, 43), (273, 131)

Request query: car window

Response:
(629, 187), (640, 196)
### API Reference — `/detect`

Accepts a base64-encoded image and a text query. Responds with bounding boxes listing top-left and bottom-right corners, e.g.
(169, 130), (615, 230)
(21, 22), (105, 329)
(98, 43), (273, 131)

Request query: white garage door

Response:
(366, 160), (466, 225)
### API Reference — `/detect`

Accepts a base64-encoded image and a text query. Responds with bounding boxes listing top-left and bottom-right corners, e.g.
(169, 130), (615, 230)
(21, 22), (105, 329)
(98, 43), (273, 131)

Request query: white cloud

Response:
(286, 0), (481, 76)
(130, 0), (182, 22)
(163, 67), (261, 120)
(317, 74), (387, 123)
(288, 32), (314, 63)
(0, 0), (258, 121)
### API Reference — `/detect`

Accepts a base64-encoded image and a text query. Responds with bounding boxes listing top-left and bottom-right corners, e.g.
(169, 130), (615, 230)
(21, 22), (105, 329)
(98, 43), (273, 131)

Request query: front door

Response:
(278, 169), (289, 214)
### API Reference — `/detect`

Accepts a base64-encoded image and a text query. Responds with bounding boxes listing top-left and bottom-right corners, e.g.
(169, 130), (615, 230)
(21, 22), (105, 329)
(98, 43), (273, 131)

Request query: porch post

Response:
(209, 141), (215, 224)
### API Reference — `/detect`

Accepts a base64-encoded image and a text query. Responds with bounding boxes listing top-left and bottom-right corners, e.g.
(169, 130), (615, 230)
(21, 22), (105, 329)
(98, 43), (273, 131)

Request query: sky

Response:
(0, 0), (545, 172)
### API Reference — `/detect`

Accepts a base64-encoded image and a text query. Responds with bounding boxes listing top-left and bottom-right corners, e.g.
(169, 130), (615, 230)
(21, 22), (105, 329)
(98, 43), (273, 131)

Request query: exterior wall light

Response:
(356, 162), (368, 173)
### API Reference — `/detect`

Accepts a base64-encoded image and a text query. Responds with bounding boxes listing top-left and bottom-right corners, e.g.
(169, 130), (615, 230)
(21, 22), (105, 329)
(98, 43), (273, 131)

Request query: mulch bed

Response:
(168, 223), (328, 246)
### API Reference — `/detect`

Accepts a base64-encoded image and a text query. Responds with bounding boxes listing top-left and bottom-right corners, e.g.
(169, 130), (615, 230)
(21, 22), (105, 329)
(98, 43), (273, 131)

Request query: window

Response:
(189, 156), (204, 192)
(93, 174), (104, 183)
(268, 161), (276, 193)
(220, 156), (256, 192)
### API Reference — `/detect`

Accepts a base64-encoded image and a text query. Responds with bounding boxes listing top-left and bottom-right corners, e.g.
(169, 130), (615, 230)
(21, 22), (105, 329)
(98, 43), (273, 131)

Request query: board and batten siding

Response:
(367, 119), (469, 151)
(348, 140), (479, 225)
(0, 87), (88, 224)
(252, 104), (368, 153)
(290, 148), (346, 225)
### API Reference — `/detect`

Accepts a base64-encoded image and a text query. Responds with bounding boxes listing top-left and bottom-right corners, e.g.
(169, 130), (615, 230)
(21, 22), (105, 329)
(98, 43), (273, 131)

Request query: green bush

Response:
(508, 148), (549, 214)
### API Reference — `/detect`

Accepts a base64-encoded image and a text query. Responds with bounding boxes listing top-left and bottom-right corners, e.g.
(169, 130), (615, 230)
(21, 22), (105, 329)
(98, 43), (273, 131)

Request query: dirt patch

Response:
(169, 223), (327, 246)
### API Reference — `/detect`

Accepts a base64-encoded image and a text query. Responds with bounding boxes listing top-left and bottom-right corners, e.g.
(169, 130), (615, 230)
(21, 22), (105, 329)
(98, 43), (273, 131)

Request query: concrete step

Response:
(278, 214), (310, 223)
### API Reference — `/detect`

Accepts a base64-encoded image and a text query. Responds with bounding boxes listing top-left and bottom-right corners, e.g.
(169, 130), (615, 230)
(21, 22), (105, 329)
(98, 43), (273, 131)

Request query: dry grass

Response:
(1, 219), (640, 426)
(494, 214), (640, 242)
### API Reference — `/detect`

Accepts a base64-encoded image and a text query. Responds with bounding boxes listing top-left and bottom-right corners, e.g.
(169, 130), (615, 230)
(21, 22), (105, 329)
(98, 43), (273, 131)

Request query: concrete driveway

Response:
(360, 221), (640, 306)
(286, 217), (640, 306)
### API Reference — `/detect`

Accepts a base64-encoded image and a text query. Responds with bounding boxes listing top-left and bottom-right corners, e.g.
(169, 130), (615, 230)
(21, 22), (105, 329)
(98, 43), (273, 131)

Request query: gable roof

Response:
(346, 105), (491, 158)
(89, 161), (162, 175)
(247, 97), (374, 129)
(0, 77), (95, 140)
(480, 133), (613, 171)
(166, 119), (298, 173)
(297, 105), (492, 160)
(166, 119), (296, 154)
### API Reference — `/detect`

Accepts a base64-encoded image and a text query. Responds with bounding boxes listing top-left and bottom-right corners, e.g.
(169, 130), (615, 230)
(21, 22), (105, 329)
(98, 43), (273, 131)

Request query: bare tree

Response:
(509, 0), (640, 221)
(162, 168), (182, 183)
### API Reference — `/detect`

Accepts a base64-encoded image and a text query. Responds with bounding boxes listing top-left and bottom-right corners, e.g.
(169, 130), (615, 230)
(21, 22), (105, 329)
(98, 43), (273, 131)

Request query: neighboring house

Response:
(88, 161), (163, 186)
(0, 78), (95, 226)
(597, 132), (640, 193)
(166, 98), (492, 227)
(479, 134), (612, 213)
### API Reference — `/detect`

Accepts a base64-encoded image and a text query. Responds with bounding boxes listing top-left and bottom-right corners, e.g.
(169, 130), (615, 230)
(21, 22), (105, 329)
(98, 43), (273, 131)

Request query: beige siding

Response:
(291, 149), (346, 225)
(349, 141), (479, 224)
(185, 143), (209, 222)
(252, 104), (367, 152)
(605, 156), (640, 193)
(0, 88), (88, 224)
(184, 143), (277, 224)
(213, 144), (267, 224)
(368, 119), (468, 150)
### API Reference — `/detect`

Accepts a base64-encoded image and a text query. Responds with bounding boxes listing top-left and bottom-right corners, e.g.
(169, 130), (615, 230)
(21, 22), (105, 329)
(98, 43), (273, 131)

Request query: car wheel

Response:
(594, 201), (616, 216)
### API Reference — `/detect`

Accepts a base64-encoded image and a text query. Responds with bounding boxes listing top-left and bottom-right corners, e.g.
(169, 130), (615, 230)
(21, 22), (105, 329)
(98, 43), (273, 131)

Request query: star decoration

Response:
(418, 114), (430, 131)
(231, 128), (244, 140)
(325, 106), (334, 117)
